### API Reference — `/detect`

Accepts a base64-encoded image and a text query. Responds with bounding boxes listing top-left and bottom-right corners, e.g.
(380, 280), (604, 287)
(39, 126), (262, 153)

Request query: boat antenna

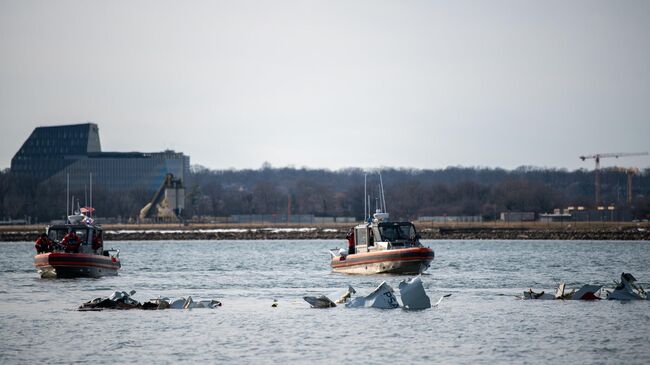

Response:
(378, 170), (387, 213)
(364, 172), (367, 221)
(66, 173), (70, 217)
(367, 195), (371, 221)
(89, 172), (93, 218)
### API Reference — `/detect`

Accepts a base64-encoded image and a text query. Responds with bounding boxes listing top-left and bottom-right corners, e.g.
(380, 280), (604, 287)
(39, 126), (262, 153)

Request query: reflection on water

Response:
(1, 239), (649, 364)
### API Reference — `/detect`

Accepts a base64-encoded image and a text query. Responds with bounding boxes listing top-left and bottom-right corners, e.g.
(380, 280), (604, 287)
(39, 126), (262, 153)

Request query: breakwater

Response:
(2, 223), (649, 242)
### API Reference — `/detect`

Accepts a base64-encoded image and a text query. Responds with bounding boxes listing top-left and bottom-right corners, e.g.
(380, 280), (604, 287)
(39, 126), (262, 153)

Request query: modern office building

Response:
(11, 123), (190, 193)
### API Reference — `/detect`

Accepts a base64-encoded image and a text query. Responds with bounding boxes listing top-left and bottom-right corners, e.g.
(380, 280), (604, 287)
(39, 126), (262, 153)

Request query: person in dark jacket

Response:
(34, 233), (52, 253)
(346, 229), (355, 255)
(61, 231), (81, 253)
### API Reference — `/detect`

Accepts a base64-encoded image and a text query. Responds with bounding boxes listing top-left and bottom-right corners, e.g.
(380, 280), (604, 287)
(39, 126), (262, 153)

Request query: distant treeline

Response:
(1, 166), (649, 223)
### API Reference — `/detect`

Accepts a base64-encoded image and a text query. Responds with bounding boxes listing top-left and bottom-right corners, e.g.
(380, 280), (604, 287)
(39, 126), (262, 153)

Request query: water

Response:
(1, 239), (649, 364)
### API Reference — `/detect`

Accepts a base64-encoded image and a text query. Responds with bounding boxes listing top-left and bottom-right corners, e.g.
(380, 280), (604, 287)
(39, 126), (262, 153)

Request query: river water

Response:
(1, 239), (649, 364)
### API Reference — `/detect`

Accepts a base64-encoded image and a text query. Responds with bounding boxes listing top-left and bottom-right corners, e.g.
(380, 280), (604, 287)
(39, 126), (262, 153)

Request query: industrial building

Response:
(11, 123), (190, 193)
(418, 215), (484, 223)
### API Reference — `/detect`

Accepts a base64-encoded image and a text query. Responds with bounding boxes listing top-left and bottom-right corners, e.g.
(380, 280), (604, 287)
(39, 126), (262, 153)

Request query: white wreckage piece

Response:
(522, 282), (602, 300)
(398, 276), (431, 310)
(156, 296), (223, 309)
(304, 277), (440, 310)
(303, 285), (357, 309)
(606, 272), (649, 300)
(346, 281), (401, 309)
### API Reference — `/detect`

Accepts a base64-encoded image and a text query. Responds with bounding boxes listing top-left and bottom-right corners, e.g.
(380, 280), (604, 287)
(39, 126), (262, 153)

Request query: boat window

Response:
(355, 228), (367, 245)
(379, 223), (417, 242)
(48, 228), (67, 242)
(398, 224), (416, 240)
(74, 229), (89, 244)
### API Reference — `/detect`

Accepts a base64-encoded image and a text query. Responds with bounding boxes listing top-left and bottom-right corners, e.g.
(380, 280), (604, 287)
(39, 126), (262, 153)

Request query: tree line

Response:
(1, 166), (649, 223)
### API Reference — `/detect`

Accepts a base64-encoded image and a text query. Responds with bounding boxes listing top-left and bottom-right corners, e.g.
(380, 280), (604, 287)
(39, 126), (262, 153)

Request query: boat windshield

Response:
(48, 227), (88, 244)
(378, 223), (417, 242)
(48, 228), (68, 242)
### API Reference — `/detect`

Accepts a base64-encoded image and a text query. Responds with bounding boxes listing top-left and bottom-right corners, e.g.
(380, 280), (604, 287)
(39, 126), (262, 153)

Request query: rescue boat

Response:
(330, 211), (434, 274)
(34, 213), (121, 278)
(330, 172), (434, 274)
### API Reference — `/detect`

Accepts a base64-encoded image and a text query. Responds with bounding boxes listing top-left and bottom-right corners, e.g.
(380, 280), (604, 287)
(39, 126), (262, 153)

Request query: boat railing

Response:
(103, 248), (120, 258)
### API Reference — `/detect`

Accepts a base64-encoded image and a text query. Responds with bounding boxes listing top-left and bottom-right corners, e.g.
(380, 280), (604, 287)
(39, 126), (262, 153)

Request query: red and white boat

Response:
(34, 213), (121, 278)
(330, 211), (434, 275)
(330, 173), (434, 275)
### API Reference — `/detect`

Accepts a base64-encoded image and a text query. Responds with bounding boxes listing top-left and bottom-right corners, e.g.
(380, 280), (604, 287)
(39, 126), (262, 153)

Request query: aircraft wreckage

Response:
(522, 272), (649, 301)
(303, 276), (451, 310)
(78, 290), (222, 311)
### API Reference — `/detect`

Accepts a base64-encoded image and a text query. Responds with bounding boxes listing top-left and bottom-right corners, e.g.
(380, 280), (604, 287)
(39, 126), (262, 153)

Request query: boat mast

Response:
(378, 170), (387, 213)
(66, 173), (70, 217)
(364, 173), (367, 221)
(90, 172), (93, 218)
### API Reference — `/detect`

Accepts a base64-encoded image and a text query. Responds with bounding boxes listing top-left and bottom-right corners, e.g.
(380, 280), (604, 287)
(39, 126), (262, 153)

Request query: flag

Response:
(80, 207), (95, 214)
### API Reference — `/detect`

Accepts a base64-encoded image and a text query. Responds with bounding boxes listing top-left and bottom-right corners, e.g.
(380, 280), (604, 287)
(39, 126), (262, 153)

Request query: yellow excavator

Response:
(139, 173), (185, 221)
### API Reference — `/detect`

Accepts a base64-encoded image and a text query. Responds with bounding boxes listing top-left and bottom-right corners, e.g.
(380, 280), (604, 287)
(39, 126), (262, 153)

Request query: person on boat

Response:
(34, 233), (52, 253)
(61, 231), (81, 253)
(346, 229), (355, 255)
(91, 233), (103, 251)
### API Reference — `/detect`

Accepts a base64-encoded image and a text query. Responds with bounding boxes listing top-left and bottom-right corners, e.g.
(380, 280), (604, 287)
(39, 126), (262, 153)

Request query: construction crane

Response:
(579, 152), (648, 207)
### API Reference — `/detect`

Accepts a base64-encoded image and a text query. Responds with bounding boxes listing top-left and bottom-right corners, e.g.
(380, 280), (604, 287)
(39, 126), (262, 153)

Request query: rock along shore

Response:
(1, 223), (649, 242)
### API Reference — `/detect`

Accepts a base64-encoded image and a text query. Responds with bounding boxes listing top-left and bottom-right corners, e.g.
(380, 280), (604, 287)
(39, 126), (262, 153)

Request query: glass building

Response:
(11, 123), (190, 193)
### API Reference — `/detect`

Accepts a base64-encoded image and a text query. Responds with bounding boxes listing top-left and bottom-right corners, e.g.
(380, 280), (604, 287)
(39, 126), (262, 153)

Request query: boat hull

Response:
(34, 252), (121, 278)
(331, 247), (434, 275)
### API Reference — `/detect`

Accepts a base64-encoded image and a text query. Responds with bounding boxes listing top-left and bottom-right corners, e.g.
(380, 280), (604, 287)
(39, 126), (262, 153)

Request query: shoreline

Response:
(1, 222), (649, 241)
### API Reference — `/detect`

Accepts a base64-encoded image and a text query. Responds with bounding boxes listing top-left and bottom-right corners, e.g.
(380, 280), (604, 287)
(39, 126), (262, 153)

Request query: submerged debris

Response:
(523, 283), (602, 300)
(303, 276), (444, 310)
(335, 285), (356, 304)
(303, 295), (337, 308)
(303, 285), (356, 308)
(606, 273), (648, 300)
(78, 291), (222, 311)
(522, 272), (649, 301)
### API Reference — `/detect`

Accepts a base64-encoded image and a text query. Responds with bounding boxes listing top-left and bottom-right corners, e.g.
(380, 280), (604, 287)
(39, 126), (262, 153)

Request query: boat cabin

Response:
(47, 223), (104, 254)
(352, 221), (420, 253)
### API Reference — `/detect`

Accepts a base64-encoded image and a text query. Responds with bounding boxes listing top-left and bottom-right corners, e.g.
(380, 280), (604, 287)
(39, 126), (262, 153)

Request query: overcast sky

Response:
(1, 0), (649, 171)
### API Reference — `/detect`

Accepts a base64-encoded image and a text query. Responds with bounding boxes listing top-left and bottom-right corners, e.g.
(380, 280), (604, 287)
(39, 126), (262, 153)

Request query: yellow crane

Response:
(579, 152), (648, 207)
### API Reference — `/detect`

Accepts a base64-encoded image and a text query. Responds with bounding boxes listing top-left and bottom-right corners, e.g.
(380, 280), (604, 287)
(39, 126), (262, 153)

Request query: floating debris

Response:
(571, 284), (602, 300)
(303, 295), (336, 308)
(433, 294), (452, 307)
(303, 277), (444, 310)
(346, 282), (400, 309)
(522, 289), (555, 300)
(522, 272), (650, 301)
(78, 291), (222, 311)
(335, 285), (356, 304)
(523, 283), (601, 300)
(398, 276), (431, 310)
(606, 273), (648, 300)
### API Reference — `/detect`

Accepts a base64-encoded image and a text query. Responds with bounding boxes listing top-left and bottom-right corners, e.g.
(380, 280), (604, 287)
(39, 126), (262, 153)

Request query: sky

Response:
(1, 0), (649, 171)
